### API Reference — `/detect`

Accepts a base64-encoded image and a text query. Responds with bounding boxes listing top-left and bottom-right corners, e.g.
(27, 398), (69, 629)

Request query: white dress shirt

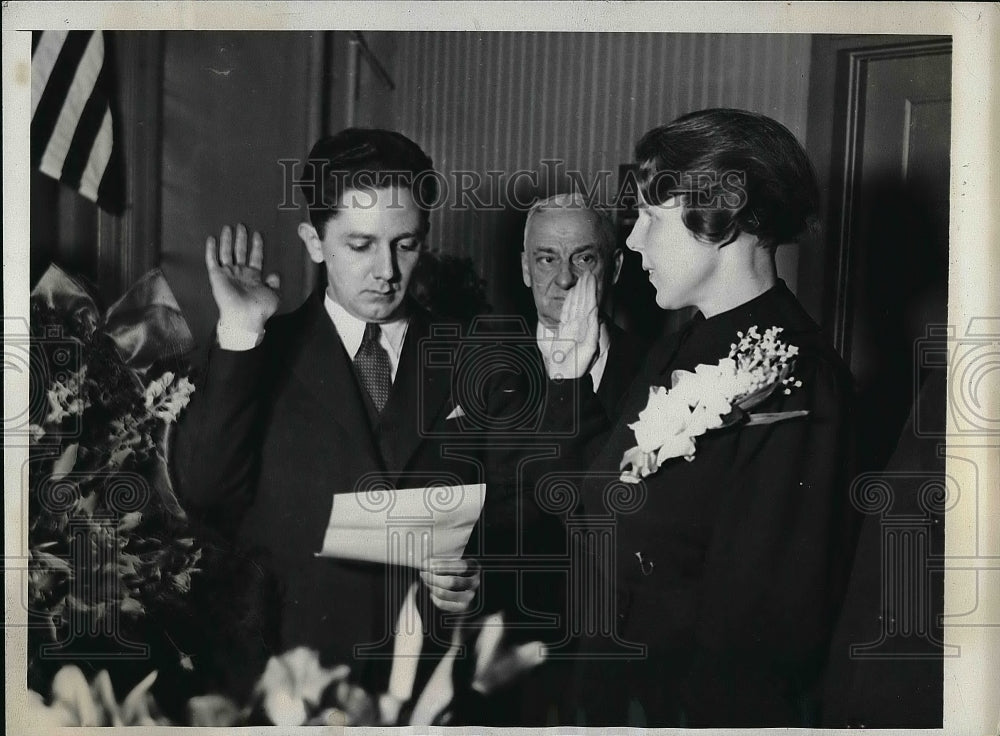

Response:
(536, 320), (611, 391)
(217, 292), (410, 381)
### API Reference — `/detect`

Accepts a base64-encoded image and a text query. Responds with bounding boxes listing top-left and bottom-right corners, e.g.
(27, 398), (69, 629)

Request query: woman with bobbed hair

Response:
(541, 109), (859, 726)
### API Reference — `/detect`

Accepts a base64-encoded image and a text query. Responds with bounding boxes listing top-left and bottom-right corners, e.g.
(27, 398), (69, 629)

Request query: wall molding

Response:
(97, 31), (164, 302)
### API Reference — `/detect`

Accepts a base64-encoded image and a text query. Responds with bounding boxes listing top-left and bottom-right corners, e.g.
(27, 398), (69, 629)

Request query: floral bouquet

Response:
(27, 265), (204, 687)
(26, 622), (548, 728)
(620, 325), (809, 483)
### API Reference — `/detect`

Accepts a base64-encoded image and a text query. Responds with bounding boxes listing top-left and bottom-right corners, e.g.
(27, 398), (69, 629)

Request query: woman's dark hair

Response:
(635, 108), (819, 248)
(302, 128), (439, 237)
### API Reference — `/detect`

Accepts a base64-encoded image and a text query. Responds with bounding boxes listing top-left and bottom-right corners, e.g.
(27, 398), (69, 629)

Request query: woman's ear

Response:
(298, 222), (325, 264)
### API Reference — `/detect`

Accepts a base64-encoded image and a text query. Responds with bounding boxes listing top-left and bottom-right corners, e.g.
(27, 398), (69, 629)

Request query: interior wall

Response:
(159, 32), (324, 352)
(385, 32), (813, 314)
(38, 32), (815, 344)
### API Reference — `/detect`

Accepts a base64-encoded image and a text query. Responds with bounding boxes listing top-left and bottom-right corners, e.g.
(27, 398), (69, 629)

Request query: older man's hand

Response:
(537, 270), (600, 380)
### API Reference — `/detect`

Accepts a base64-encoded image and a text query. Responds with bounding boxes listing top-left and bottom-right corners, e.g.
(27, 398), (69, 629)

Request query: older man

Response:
(522, 193), (647, 414)
(468, 194), (649, 724)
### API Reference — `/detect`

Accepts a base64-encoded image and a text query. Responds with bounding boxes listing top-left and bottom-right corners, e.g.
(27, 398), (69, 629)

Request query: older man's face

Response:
(521, 209), (621, 328)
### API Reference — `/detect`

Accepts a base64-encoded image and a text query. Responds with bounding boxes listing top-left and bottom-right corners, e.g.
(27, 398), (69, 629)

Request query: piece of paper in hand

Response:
(317, 483), (486, 569)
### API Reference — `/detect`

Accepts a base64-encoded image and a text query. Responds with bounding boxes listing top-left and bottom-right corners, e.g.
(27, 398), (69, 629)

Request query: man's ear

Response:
(298, 222), (325, 264)
(610, 249), (624, 285)
(520, 250), (532, 289)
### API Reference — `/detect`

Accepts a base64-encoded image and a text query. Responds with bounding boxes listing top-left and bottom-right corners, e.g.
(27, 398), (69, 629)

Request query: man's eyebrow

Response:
(345, 232), (375, 239)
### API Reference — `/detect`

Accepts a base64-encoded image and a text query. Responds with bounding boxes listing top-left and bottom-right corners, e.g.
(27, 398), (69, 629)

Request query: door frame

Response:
(801, 34), (952, 360)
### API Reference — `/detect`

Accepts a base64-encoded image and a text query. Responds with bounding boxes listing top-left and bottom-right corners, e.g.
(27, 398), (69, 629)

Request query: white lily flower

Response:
(619, 325), (801, 482)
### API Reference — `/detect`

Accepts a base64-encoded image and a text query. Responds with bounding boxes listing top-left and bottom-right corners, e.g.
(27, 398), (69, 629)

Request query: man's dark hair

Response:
(635, 108), (819, 248)
(302, 128), (438, 237)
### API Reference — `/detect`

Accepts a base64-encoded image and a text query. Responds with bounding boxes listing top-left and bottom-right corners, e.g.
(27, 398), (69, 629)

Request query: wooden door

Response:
(803, 36), (951, 473)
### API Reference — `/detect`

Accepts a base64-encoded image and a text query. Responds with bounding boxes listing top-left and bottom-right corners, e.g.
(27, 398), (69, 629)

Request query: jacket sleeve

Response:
(172, 336), (273, 531)
(680, 350), (860, 725)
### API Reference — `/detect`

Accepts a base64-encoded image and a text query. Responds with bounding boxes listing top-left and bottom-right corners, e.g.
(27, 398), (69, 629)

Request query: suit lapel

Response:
(597, 324), (645, 417)
(289, 292), (384, 471)
(377, 308), (451, 478)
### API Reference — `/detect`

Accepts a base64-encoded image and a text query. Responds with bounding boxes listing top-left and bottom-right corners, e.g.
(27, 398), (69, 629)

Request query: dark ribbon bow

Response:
(31, 264), (194, 373)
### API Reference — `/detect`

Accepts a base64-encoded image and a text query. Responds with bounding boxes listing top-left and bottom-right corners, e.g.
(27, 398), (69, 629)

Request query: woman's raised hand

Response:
(539, 270), (600, 380)
(204, 223), (282, 333)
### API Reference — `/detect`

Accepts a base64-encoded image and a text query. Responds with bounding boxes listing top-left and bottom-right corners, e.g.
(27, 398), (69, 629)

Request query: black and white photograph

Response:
(4, 2), (998, 732)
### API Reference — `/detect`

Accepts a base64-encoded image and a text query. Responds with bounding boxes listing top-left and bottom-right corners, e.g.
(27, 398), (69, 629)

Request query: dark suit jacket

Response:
(474, 319), (649, 600)
(562, 282), (859, 727)
(175, 291), (493, 695)
(596, 321), (649, 418)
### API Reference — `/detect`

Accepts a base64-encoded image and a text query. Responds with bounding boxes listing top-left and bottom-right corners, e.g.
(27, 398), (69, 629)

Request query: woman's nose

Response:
(625, 224), (642, 252)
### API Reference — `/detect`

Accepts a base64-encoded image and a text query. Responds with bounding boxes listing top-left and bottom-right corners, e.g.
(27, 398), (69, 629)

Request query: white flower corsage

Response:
(619, 325), (809, 483)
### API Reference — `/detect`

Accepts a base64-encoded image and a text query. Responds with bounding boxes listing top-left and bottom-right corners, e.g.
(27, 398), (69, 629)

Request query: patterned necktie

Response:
(354, 322), (392, 412)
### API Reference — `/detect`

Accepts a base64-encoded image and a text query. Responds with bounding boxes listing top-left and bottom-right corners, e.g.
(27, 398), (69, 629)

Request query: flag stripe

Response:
(31, 29), (125, 213)
(38, 32), (104, 181)
(79, 111), (114, 202)
(61, 53), (114, 190)
(30, 29), (70, 118)
(30, 31), (93, 166)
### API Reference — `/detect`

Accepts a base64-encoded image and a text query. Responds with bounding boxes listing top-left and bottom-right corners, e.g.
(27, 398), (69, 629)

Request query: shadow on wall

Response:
(848, 174), (949, 476)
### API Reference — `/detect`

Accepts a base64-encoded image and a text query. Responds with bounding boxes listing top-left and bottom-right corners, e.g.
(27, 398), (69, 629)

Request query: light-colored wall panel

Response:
(386, 32), (812, 311)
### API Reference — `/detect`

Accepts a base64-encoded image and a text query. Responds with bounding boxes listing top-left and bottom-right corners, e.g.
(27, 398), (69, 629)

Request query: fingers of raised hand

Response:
(560, 270), (597, 328)
(219, 225), (234, 265)
(580, 270), (597, 311)
(250, 230), (264, 270)
(234, 223), (249, 264)
(205, 235), (219, 272)
(560, 271), (584, 325)
(211, 224), (264, 269)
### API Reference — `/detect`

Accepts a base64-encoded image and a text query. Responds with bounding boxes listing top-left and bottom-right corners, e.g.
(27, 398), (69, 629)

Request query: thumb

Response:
(264, 273), (281, 290)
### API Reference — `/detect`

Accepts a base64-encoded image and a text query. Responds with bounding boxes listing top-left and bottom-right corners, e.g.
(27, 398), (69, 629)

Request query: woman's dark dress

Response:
(565, 281), (859, 727)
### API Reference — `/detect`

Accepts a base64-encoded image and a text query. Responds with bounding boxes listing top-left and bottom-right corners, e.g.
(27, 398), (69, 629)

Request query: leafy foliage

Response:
(27, 289), (201, 684)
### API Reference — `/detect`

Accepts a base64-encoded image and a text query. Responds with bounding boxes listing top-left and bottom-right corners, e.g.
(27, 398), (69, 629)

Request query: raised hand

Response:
(204, 223), (281, 333)
(538, 269), (600, 380)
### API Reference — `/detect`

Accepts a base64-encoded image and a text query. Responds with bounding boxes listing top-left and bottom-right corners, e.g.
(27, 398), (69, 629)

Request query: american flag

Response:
(31, 30), (124, 214)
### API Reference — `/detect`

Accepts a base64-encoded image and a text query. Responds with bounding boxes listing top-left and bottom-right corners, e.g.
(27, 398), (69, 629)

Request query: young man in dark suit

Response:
(175, 129), (485, 719)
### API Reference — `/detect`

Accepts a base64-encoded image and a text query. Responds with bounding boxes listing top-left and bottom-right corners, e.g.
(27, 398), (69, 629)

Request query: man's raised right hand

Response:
(205, 223), (282, 334)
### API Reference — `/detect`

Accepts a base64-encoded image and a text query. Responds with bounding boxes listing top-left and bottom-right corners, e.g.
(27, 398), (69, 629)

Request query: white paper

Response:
(317, 483), (486, 568)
